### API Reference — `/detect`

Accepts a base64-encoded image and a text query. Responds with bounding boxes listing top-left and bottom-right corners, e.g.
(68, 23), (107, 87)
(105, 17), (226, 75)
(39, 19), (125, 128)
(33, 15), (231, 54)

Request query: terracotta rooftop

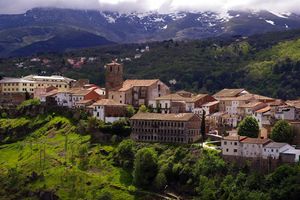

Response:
(241, 138), (271, 145)
(214, 88), (247, 98)
(223, 135), (247, 141)
(156, 93), (209, 103)
(216, 94), (274, 101)
(286, 100), (300, 109)
(70, 88), (93, 96)
(130, 112), (197, 121)
(202, 101), (219, 107)
(76, 99), (94, 105)
(118, 79), (159, 92)
(255, 106), (271, 113)
(239, 101), (264, 108)
(268, 99), (286, 106)
(156, 93), (188, 101)
(105, 61), (122, 66)
(43, 89), (59, 97)
(92, 99), (126, 106)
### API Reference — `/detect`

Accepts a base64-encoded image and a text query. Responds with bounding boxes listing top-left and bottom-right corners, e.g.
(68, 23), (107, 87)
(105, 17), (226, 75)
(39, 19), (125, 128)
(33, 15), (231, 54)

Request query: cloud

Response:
(0, 0), (300, 14)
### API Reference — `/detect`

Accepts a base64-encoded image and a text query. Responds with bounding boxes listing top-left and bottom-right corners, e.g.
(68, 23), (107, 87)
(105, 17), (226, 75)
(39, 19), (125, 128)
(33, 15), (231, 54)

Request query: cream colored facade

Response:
(0, 78), (36, 94)
(23, 75), (75, 89)
(0, 75), (75, 94)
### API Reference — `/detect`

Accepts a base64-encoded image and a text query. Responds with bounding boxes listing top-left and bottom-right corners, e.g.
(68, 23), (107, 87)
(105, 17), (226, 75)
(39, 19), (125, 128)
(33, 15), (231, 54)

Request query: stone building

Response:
(105, 61), (170, 108)
(105, 61), (124, 98)
(130, 112), (201, 143)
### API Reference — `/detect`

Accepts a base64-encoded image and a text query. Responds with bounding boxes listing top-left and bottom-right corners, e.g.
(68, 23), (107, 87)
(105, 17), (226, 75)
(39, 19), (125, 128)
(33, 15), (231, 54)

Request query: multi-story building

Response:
(286, 100), (300, 120)
(90, 99), (127, 123)
(54, 88), (102, 108)
(237, 102), (267, 118)
(149, 92), (216, 114)
(241, 138), (271, 158)
(0, 77), (36, 94)
(22, 75), (75, 89)
(274, 105), (297, 121)
(0, 75), (76, 95)
(221, 136), (300, 163)
(130, 112), (201, 144)
(198, 101), (219, 116)
(214, 88), (249, 112)
(262, 142), (294, 159)
(105, 61), (170, 108)
(221, 135), (247, 156)
(253, 106), (273, 128)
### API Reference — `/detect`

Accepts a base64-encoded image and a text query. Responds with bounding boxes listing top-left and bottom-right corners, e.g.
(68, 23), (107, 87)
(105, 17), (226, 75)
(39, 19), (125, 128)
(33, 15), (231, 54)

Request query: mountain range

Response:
(1, 8), (300, 57)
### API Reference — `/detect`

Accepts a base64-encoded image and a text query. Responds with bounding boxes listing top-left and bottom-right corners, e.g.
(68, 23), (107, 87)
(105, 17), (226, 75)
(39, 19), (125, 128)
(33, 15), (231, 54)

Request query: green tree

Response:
(115, 139), (135, 168)
(270, 120), (294, 143)
(126, 105), (136, 117)
(133, 147), (158, 187)
(111, 119), (131, 137)
(238, 116), (259, 138)
(201, 110), (206, 143)
(154, 171), (167, 191)
(196, 175), (217, 200)
(138, 105), (148, 113)
(194, 149), (226, 177)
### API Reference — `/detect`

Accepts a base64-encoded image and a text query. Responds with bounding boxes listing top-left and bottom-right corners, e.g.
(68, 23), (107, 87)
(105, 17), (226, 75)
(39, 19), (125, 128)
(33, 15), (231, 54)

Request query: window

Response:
(158, 84), (161, 91)
(226, 149), (229, 152)
(234, 149), (237, 153)
(224, 141), (227, 145)
(234, 142), (237, 145)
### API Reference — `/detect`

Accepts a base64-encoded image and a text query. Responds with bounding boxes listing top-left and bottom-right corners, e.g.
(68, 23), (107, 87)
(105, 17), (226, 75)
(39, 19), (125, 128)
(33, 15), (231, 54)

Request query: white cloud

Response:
(0, 0), (300, 14)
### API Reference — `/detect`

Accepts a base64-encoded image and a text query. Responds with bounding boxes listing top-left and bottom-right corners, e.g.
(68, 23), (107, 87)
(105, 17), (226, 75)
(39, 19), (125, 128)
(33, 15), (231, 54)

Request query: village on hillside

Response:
(0, 61), (300, 169)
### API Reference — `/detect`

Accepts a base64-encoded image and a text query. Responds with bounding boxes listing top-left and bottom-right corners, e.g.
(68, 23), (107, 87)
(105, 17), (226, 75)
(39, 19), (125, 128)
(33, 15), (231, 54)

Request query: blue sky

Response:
(0, 0), (299, 14)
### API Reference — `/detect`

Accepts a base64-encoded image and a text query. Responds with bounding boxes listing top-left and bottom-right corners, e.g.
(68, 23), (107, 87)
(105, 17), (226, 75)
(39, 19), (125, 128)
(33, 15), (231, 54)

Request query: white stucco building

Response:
(221, 135), (247, 156)
(262, 142), (294, 159)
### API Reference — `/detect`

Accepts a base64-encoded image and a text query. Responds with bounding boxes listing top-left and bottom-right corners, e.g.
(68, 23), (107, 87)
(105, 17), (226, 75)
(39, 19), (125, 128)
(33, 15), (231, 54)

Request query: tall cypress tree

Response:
(201, 110), (206, 142)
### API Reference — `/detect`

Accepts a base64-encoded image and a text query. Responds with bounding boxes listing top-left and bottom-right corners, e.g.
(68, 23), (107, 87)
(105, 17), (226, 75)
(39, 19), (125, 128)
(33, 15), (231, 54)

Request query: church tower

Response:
(105, 61), (123, 98)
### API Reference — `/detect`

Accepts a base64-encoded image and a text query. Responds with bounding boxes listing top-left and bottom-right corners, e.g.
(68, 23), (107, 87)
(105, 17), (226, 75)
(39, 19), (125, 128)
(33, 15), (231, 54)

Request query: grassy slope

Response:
(0, 116), (135, 200)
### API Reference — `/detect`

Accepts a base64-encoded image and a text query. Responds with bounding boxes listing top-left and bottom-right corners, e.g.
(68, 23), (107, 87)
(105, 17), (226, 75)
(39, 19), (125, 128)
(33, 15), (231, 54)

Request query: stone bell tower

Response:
(105, 61), (123, 98)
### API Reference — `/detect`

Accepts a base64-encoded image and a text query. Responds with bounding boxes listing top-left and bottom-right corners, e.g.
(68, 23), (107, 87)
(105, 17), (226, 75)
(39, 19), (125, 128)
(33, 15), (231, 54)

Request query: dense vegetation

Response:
(1, 30), (300, 99)
(238, 116), (260, 138)
(0, 103), (300, 199)
(270, 120), (294, 144)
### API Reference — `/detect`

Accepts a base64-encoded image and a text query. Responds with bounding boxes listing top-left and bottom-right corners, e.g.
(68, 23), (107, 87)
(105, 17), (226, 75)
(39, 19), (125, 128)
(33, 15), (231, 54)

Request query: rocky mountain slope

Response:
(1, 8), (300, 57)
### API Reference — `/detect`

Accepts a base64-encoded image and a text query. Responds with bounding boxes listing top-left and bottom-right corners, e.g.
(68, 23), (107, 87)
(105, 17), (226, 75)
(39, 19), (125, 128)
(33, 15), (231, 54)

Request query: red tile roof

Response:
(130, 112), (197, 121)
(92, 99), (127, 106)
(118, 79), (159, 92)
(241, 138), (271, 144)
(223, 135), (247, 141)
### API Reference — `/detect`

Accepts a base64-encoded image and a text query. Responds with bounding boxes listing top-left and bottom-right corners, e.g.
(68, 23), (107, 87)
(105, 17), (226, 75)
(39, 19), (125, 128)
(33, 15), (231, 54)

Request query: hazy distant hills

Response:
(1, 8), (300, 57)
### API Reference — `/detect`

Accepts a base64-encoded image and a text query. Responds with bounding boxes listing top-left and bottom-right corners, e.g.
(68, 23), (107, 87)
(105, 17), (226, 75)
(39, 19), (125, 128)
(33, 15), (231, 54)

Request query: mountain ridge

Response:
(1, 8), (300, 57)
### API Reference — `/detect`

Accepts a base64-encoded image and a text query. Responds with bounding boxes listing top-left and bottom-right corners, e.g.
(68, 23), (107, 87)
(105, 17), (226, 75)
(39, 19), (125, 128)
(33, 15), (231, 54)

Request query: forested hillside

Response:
(1, 29), (300, 99)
